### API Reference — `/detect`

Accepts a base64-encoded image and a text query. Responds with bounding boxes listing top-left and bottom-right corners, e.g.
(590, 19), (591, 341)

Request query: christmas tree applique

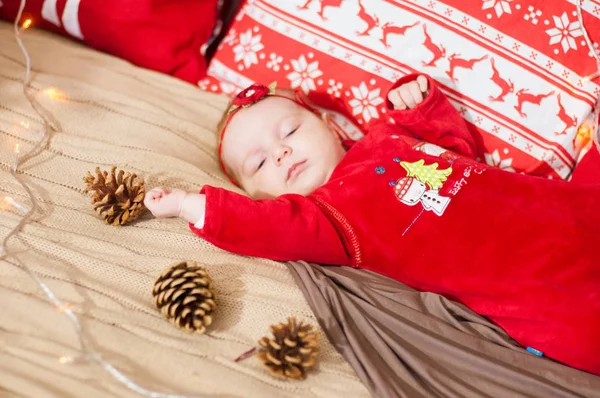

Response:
(400, 159), (452, 190)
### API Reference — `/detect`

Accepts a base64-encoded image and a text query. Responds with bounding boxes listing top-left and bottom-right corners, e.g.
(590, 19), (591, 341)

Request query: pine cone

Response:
(152, 261), (216, 334)
(83, 166), (145, 226)
(257, 317), (319, 380)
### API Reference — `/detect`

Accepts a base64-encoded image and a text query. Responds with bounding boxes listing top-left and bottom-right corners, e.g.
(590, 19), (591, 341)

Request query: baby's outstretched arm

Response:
(144, 186), (348, 266)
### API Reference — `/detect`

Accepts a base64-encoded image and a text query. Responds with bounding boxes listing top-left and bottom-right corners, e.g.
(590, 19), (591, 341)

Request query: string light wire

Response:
(1, 1), (212, 396)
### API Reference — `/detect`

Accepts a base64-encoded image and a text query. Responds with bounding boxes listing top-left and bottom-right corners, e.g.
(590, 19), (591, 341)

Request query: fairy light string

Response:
(1, 1), (211, 397)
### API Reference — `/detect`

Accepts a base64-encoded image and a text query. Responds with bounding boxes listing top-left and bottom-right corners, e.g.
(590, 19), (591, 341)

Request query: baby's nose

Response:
(272, 145), (292, 165)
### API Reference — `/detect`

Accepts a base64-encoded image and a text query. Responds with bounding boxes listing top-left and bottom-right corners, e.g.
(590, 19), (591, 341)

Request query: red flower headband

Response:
(218, 82), (347, 186)
(226, 82), (277, 115)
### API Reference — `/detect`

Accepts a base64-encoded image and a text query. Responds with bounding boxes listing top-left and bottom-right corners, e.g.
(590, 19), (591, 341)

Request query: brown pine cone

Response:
(257, 317), (319, 380)
(152, 261), (216, 334)
(83, 166), (145, 226)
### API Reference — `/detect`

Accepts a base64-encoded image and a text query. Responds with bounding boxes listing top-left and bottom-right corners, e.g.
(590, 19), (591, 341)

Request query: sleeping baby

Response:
(144, 74), (600, 376)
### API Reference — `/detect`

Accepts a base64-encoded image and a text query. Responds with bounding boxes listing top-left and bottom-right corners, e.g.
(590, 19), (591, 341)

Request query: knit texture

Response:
(0, 23), (368, 398)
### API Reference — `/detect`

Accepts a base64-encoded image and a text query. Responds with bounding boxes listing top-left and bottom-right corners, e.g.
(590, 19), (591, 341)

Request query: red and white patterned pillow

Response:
(0, 0), (219, 84)
(206, 0), (600, 179)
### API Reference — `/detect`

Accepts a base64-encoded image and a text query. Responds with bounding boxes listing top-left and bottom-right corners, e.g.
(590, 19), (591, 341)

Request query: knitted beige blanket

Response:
(0, 23), (369, 398)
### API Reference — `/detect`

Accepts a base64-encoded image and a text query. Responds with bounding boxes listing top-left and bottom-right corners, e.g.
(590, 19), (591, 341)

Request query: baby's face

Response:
(221, 96), (346, 199)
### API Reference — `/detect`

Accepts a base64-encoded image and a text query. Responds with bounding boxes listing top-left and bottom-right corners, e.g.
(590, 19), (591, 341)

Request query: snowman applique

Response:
(413, 142), (447, 157)
(393, 159), (453, 216)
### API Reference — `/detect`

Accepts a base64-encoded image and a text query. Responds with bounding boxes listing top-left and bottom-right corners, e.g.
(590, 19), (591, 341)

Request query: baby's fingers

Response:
(407, 83), (424, 106)
(399, 85), (419, 109)
(388, 88), (406, 110)
(417, 75), (428, 92)
(144, 187), (165, 204)
(149, 187), (165, 197)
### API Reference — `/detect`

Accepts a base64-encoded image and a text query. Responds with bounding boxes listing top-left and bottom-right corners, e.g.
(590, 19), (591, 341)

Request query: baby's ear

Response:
(321, 112), (343, 141)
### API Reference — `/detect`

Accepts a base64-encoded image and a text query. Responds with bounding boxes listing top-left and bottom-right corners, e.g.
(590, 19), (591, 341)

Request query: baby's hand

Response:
(144, 187), (187, 218)
(388, 75), (429, 110)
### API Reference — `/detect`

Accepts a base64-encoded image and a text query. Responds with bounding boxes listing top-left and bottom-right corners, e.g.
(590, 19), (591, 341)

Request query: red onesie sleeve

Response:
(384, 74), (479, 159)
(188, 186), (349, 266)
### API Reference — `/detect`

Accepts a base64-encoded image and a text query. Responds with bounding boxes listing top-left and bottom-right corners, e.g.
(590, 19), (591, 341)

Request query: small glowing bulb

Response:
(44, 88), (57, 98)
(56, 303), (72, 312)
(58, 356), (74, 364)
(4, 197), (28, 213)
(578, 124), (591, 135)
(581, 71), (600, 85)
(43, 88), (67, 100)
(22, 19), (32, 30)
(14, 143), (20, 154)
(20, 121), (29, 129)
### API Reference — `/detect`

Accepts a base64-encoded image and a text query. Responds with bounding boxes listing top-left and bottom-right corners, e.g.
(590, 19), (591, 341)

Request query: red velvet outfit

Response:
(192, 75), (600, 375)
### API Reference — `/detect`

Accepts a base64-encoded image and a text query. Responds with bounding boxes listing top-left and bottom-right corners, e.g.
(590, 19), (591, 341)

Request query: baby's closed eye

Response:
(279, 116), (300, 139)
(256, 159), (266, 171)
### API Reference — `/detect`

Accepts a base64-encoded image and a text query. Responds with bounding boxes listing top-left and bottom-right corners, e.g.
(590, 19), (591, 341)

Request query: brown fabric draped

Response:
(287, 261), (600, 398)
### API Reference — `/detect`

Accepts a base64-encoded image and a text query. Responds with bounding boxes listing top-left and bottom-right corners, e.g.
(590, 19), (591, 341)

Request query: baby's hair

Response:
(216, 99), (232, 147)
(215, 98), (238, 185)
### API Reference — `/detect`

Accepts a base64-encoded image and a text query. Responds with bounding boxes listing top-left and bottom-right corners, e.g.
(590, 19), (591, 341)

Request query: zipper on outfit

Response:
(312, 197), (362, 268)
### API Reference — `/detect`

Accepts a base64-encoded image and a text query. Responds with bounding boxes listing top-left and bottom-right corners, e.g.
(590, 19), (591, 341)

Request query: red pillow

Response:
(0, 0), (219, 84)
(207, 0), (600, 179)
